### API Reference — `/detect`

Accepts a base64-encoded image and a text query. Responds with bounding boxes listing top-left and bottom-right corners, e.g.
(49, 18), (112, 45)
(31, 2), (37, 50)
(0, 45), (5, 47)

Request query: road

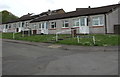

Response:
(2, 40), (118, 75)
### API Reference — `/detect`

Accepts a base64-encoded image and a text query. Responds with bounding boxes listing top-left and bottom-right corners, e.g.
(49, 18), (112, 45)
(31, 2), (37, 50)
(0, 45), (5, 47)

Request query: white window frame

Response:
(62, 20), (69, 28)
(92, 16), (104, 26)
(73, 19), (79, 27)
(22, 22), (24, 27)
(41, 22), (44, 29)
(39, 23), (41, 29)
(50, 22), (56, 29)
(79, 17), (87, 26)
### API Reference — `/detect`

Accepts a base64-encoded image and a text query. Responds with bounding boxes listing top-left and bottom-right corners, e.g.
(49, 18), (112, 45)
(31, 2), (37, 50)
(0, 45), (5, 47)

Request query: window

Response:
(33, 24), (37, 29)
(92, 16), (104, 26)
(17, 23), (20, 27)
(46, 22), (49, 29)
(22, 22), (24, 27)
(42, 23), (44, 28)
(13, 24), (16, 28)
(9, 25), (11, 28)
(6, 25), (8, 29)
(39, 23), (41, 28)
(26, 22), (29, 27)
(63, 20), (69, 28)
(80, 17), (86, 26)
(73, 19), (79, 27)
(50, 22), (56, 29)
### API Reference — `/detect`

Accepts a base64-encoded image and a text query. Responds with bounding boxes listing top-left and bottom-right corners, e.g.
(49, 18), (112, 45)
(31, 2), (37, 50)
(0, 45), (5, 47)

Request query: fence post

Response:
(13, 32), (15, 39)
(13, 28), (15, 39)
(93, 36), (96, 44)
(77, 36), (80, 43)
(56, 34), (58, 41)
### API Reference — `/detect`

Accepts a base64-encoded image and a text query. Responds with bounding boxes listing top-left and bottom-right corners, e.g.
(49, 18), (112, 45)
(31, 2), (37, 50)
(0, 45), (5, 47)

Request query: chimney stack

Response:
(48, 9), (51, 15)
(88, 6), (91, 8)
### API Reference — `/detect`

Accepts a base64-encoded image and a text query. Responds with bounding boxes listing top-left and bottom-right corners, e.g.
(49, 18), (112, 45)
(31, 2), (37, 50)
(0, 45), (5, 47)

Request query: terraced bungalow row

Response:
(0, 4), (120, 34)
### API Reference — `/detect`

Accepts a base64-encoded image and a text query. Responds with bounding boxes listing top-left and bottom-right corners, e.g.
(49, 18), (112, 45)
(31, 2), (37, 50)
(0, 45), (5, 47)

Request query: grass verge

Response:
(2, 33), (120, 46)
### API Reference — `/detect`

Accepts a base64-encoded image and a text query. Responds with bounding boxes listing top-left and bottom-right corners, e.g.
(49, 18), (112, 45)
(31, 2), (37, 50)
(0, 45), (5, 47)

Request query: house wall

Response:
(106, 8), (119, 33)
(31, 15), (106, 34)
(2, 24), (10, 32)
(2, 22), (21, 33)
(118, 6), (120, 24)
(48, 17), (80, 34)
(89, 14), (106, 34)
(47, 15), (106, 34)
(0, 25), (2, 32)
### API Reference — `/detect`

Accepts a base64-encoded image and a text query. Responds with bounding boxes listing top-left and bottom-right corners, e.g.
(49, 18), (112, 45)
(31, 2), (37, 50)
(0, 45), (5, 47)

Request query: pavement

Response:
(2, 39), (119, 75)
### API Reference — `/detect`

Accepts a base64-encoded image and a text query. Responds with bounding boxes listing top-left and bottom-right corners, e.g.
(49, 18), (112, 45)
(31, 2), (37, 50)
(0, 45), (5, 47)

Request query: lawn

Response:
(2, 33), (120, 46)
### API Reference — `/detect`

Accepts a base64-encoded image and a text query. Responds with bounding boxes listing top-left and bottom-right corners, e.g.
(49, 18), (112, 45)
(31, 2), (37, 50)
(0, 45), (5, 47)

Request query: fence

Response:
(77, 35), (96, 44)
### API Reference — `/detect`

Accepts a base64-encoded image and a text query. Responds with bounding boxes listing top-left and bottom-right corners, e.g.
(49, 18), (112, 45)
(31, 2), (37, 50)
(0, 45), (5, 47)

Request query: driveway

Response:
(2, 39), (118, 75)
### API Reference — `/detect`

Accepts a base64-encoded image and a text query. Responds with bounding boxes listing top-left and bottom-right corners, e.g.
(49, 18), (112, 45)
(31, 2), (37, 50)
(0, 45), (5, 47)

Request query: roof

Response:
(2, 14), (40, 24)
(31, 4), (120, 23)
(2, 9), (65, 24)
(39, 9), (65, 16)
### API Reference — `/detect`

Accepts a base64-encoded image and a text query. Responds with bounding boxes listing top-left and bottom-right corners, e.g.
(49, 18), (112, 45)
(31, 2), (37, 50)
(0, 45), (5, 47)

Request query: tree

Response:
(0, 10), (19, 23)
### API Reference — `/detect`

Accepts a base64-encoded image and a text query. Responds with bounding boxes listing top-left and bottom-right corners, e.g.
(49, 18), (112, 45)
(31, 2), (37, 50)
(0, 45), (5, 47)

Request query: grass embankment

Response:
(2, 33), (120, 46)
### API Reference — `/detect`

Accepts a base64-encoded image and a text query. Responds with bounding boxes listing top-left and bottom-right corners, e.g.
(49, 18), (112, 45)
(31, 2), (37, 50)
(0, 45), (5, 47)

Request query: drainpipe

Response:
(104, 14), (107, 34)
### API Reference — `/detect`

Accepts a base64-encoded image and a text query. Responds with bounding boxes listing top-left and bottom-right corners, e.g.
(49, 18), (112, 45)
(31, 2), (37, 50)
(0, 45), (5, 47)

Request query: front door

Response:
(41, 22), (48, 34)
(33, 30), (37, 35)
(16, 28), (19, 32)
(79, 17), (89, 34)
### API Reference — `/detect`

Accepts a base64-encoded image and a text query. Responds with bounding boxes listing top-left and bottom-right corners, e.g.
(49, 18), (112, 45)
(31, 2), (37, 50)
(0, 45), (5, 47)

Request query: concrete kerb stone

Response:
(2, 39), (118, 52)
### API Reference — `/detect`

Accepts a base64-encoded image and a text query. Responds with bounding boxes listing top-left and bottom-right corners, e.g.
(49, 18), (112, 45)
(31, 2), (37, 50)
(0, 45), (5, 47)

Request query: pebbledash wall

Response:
(38, 10), (118, 34)
(88, 14), (106, 34)
(30, 14), (106, 34)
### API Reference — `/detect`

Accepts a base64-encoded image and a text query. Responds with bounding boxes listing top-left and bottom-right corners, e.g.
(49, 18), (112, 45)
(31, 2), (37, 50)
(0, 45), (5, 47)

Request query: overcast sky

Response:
(0, 0), (120, 17)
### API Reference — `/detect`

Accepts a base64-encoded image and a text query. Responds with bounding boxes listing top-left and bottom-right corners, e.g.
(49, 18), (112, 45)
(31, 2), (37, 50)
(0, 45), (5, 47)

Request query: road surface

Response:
(2, 40), (118, 75)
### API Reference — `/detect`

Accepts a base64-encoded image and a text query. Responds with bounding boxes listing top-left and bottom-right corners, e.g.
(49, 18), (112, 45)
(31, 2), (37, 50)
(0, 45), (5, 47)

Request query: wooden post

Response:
(13, 32), (15, 39)
(77, 36), (80, 43)
(13, 28), (15, 39)
(93, 36), (96, 44)
(56, 34), (58, 41)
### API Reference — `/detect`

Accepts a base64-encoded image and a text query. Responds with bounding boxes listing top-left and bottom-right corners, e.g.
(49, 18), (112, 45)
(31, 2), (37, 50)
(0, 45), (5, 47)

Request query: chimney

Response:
(28, 13), (30, 15)
(48, 9), (51, 15)
(88, 6), (91, 8)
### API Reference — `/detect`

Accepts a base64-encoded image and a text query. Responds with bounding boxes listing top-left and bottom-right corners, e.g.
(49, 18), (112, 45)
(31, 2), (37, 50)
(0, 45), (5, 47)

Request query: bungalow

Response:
(30, 9), (65, 34)
(30, 4), (120, 34)
(1, 19), (20, 33)
(0, 9), (65, 34)
(0, 13), (41, 33)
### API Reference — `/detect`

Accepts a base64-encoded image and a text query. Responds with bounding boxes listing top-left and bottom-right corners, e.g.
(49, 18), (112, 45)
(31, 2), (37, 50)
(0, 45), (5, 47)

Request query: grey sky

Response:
(0, 0), (120, 17)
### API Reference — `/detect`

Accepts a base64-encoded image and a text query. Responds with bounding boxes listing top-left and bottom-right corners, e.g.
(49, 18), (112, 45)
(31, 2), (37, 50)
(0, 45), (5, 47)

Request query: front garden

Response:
(1, 33), (120, 46)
